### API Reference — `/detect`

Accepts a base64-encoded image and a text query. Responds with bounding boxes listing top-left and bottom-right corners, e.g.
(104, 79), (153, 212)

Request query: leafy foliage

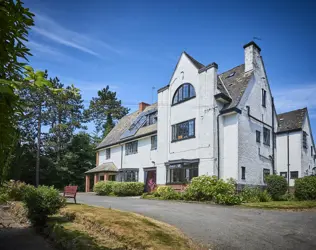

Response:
(265, 175), (287, 200)
(294, 175), (316, 200)
(23, 185), (66, 226)
(93, 181), (115, 195)
(112, 182), (144, 196)
(155, 186), (181, 200)
(1, 180), (32, 201)
(86, 86), (129, 137)
(241, 187), (272, 203)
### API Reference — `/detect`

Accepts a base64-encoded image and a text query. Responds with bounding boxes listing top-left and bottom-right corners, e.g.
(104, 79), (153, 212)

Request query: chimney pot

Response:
(243, 41), (261, 72)
(139, 102), (150, 112)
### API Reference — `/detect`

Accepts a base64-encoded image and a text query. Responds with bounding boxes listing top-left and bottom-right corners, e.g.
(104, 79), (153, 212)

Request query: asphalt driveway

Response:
(77, 193), (316, 250)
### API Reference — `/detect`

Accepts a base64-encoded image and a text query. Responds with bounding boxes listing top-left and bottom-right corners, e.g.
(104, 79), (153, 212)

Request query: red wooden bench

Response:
(63, 186), (78, 204)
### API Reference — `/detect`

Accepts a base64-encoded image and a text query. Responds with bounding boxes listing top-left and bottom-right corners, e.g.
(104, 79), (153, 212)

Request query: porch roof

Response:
(85, 162), (118, 174)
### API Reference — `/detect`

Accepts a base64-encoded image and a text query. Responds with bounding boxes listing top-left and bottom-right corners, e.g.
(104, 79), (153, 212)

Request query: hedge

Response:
(295, 175), (316, 200)
(93, 181), (115, 195)
(112, 182), (144, 196)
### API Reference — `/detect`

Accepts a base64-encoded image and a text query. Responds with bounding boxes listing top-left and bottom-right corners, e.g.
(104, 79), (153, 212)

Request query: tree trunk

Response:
(36, 103), (41, 187)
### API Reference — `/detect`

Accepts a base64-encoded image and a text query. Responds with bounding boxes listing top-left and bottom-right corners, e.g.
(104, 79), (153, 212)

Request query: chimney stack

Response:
(243, 41), (261, 72)
(139, 102), (150, 112)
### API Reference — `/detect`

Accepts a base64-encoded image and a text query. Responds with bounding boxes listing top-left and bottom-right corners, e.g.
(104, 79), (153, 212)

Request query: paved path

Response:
(77, 193), (316, 250)
(0, 208), (55, 250)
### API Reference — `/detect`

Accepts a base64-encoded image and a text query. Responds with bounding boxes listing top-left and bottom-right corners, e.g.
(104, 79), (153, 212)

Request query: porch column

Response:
(85, 175), (90, 192)
(94, 174), (98, 185)
(104, 173), (108, 181)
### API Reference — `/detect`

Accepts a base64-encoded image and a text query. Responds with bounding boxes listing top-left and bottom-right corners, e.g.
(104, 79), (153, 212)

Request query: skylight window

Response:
(226, 72), (235, 78)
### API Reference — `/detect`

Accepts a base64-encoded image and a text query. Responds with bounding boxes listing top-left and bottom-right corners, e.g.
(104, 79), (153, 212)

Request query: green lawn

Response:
(241, 200), (316, 209)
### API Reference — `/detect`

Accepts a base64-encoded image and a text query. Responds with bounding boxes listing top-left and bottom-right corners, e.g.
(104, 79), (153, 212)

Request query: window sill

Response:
(151, 148), (157, 151)
(263, 143), (270, 147)
(166, 182), (189, 185)
(171, 136), (195, 143)
(125, 152), (138, 156)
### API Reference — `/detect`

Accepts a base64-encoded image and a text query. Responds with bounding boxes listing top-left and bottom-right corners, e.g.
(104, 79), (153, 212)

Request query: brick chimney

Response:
(243, 41), (261, 72)
(139, 102), (150, 112)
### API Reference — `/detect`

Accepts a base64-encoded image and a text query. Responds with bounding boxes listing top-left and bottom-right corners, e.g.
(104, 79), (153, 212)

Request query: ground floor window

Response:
(290, 171), (299, 179)
(118, 168), (139, 182)
(280, 172), (287, 179)
(263, 168), (270, 183)
(166, 163), (198, 184)
(99, 175), (104, 181)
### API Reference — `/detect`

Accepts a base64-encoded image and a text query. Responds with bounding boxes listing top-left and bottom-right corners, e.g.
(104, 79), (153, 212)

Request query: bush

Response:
(2, 180), (32, 201)
(183, 175), (218, 201)
(265, 175), (287, 200)
(0, 191), (9, 204)
(241, 187), (272, 203)
(93, 181), (115, 195)
(295, 175), (316, 200)
(23, 185), (66, 226)
(112, 182), (144, 196)
(156, 186), (181, 200)
(213, 179), (241, 205)
(279, 192), (295, 201)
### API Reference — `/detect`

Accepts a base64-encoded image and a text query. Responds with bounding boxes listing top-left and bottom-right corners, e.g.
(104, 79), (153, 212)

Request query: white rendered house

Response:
(276, 108), (316, 186)
(84, 41), (304, 192)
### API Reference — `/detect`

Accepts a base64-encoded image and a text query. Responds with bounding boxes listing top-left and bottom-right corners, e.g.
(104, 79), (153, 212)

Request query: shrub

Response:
(0, 191), (9, 204)
(93, 181), (115, 195)
(23, 185), (66, 226)
(279, 192), (295, 201)
(2, 180), (32, 201)
(213, 179), (241, 205)
(295, 175), (316, 200)
(241, 187), (272, 203)
(265, 175), (287, 200)
(183, 175), (218, 201)
(258, 190), (272, 202)
(156, 186), (181, 200)
(112, 182), (144, 196)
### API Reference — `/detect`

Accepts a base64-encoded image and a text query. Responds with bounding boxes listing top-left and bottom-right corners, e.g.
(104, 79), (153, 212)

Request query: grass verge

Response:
(241, 200), (316, 210)
(47, 204), (204, 250)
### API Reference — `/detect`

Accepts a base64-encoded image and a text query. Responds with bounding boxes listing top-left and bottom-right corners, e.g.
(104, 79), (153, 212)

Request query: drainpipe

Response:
(217, 112), (223, 179)
(120, 144), (123, 182)
(272, 97), (275, 174)
(287, 132), (290, 192)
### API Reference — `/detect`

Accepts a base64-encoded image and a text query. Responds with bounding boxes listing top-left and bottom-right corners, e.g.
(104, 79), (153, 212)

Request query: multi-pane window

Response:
(263, 127), (270, 146)
(118, 169), (139, 182)
(290, 171), (299, 179)
(256, 130), (261, 143)
(172, 119), (195, 142)
(125, 141), (138, 155)
(280, 172), (287, 179)
(262, 89), (266, 107)
(311, 146), (313, 156)
(303, 131), (307, 149)
(241, 167), (246, 180)
(151, 135), (157, 150)
(172, 83), (196, 105)
(145, 112), (157, 126)
(166, 163), (198, 184)
(263, 168), (270, 183)
(106, 148), (111, 159)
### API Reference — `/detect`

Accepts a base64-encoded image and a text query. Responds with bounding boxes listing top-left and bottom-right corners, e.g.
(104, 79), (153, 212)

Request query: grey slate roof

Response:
(277, 108), (307, 133)
(85, 162), (118, 174)
(96, 103), (157, 149)
(218, 64), (253, 110)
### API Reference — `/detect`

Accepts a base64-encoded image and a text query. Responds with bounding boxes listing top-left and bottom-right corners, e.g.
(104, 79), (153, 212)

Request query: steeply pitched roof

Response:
(218, 64), (253, 110)
(96, 103), (157, 149)
(85, 162), (118, 174)
(277, 108), (307, 133)
(184, 52), (205, 69)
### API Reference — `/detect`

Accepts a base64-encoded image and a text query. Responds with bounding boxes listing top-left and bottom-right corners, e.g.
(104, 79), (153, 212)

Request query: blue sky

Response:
(24, 0), (316, 137)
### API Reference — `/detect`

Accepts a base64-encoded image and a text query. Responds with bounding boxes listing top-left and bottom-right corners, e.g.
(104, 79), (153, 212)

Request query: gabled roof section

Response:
(85, 162), (118, 174)
(183, 51), (205, 69)
(277, 108), (307, 133)
(96, 103), (157, 150)
(218, 64), (253, 110)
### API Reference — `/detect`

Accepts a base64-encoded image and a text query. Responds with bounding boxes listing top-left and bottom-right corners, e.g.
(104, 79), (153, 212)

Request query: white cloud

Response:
(32, 13), (121, 58)
(273, 84), (316, 115)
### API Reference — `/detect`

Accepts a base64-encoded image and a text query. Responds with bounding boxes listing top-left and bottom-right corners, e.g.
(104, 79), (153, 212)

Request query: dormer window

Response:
(172, 83), (196, 105)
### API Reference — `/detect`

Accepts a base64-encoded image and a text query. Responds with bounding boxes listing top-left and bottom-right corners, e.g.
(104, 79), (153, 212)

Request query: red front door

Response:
(146, 170), (156, 192)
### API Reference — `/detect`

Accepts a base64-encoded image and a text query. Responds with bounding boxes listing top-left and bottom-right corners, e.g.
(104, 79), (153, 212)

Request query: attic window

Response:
(226, 72), (235, 78)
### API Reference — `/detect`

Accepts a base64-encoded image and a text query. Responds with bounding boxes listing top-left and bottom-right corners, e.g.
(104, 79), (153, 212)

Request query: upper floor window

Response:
(262, 89), (266, 107)
(151, 135), (157, 150)
(172, 83), (196, 105)
(125, 141), (138, 155)
(106, 148), (111, 159)
(256, 130), (261, 143)
(311, 146), (313, 156)
(303, 131), (307, 149)
(263, 127), (270, 146)
(172, 119), (195, 142)
(145, 112), (157, 126)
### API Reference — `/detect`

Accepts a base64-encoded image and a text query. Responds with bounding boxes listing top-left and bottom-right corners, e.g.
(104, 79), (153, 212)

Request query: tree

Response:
(0, 0), (34, 183)
(58, 132), (95, 191)
(87, 86), (129, 137)
(44, 77), (86, 163)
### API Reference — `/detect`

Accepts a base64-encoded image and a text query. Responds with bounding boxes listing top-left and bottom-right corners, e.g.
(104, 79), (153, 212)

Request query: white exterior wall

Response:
(276, 132), (301, 186)
(236, 46), (276, 185)
(97, 136), (157, 183)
